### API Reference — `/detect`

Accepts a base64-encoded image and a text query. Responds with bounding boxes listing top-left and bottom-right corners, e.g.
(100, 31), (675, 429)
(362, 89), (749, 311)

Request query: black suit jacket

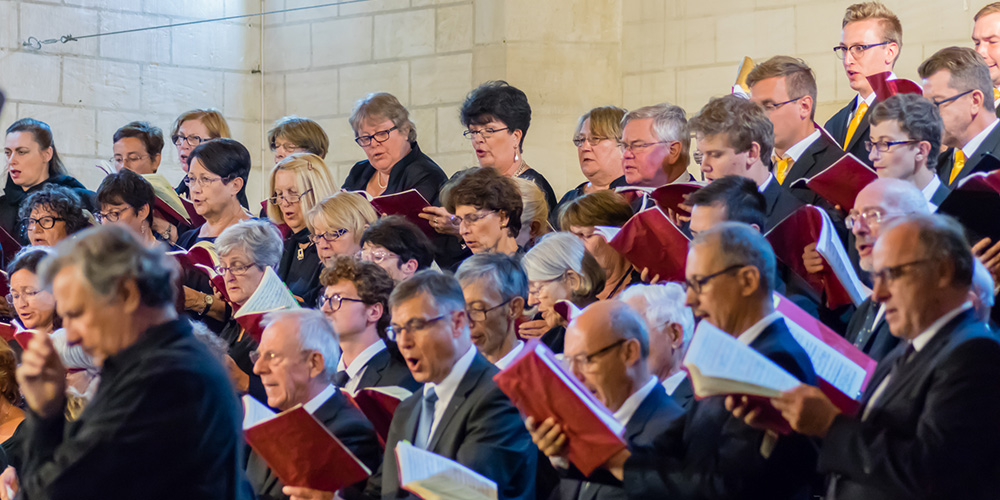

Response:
(819, 308), (1000, 499)
(558, 384), (684, 500)
(824, 99), (872, 167)
(761, 178), (804, 232)
(783, 133), (846, 206)
(624, 317), (818, 500)
(668, 376), (694, 411)
(936, 123), (1000, 188)
(927, 180), (950, 210)
(356, 343), (422, 392)
(246, 390), (382, 500)
(342, 142), (448, 206)
(367, 352), (537, 499)
(844, 297), (899, 362)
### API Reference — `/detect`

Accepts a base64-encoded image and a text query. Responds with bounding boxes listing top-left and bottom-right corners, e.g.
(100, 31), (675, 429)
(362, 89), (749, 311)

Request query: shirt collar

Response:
(670, 171), (694, 184)
(494, 340), (525, 370)
(782, 129), (822, 162)
(921, 174), (943, 212)
(736, 311), (783, 346)
(910, 302), (972, 352)
(662, 371), (687, 395)
(758, 173), (775, 193)
(613, 376), (659, 427)
(962, 118), (1000, 158)
(337, 339), (386, 378)
(425, 344), (478, 407)
(303, 383), (337, 414)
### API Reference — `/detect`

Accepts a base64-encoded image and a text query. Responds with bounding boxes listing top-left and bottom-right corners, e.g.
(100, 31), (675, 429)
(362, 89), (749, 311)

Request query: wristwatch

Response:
(200, 293), (214, 316)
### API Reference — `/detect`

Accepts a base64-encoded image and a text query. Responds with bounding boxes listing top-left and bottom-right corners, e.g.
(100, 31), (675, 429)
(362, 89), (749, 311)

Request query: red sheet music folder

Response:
(650, 182), (703, 217)
(766, 206), (855, 309)
(607, 207), (689, 282)
(369, 189), (437, 239)
(789, 153), (877, 210)
(342, 387), (408, 447)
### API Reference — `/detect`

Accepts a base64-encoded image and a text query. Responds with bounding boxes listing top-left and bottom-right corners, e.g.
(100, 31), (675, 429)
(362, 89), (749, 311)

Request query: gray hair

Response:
(888, 214), (974, 288)
(621, 103), (688, 144)
(607, 302), (650, 357)
(456, 253), (528, 303)
(215, 219), (283, 269)
(618, 283), (696, 350)
(972, 259), (995, 314)
(38, 224), (177, 307)
(690, 222), (777, 294)
(877, 178), (931, 215)
(389, 270), (467, 316)
(262, 309), (342, 379)
(522, 232), (605, 299)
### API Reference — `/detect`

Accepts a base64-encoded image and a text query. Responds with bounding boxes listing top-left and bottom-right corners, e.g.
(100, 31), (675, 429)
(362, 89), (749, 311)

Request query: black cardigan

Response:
(341, 142), (448, 205)
(0, 174), (95, 246)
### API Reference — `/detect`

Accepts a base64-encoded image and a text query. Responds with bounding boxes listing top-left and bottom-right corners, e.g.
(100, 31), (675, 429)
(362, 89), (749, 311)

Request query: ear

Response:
(529, 220), (543, 237)
(512, 129), (524, 150)
(885, 42), (899, 67)
(41, 147), (54, 164)
(666, 322), (685, 349)
(399, 258), (419, 276)
(564, 271), (583, 294)
(750, 223), (762, 233)
(798, 95), (814, 121)
(150, 153), (162, 170)
(738, 265), (762, 297)
(916, 140), (932, 165)
(366, 302), (384, 325)
(450, 310), (468, 339)
(119, 278), (142, 315)
(622, 337), (642, 366)
(498, 210), (510, 229)
(746, 142), (762, 169)
(229, 176), (245, 194)
(307, 352), (325, 379)
(508, 295), (526, 318)
(137, 204), (151, 222)
(664, 141), (682, 165)
(971, 89), (987, 115)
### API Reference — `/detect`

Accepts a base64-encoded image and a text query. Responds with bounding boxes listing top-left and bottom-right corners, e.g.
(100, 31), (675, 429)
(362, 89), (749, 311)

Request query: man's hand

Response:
(604, 448), (631, 481)
(639, 267), (661, 285)
(418, 207), (460, 236)
(802, 242), (825, 275)
(972, 237), (1000, 281)
(518, 319), (549, 339)
(725, 395), (771, 431)
(525, 416), (569, 459)
(771, 385), (841, 437)
(282, 486), (334, 500)
(0, 467), (18, 500)
(16, 332), (67, 419)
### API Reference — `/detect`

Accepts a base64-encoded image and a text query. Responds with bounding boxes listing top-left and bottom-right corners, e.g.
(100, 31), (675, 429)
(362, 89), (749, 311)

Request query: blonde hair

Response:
(268, 116), (330, 159)
(170, 108), (231, 139)
(267, 153), (339, 224)
(746, 56), (818, 120)
(306, 192), (379, 244)
(574, 106), (627, 141)
(842, 2), (902, 63)
(514, 177), (551, 240)
(348, 92), (416, 142)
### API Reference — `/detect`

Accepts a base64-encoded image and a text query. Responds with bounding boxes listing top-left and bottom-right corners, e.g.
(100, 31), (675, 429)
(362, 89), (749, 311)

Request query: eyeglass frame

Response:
(870, 258), (936, 285)
(214, 262), (261, 277)
(355, 126), (398, 147)
(249, 348), (314, 365)
(845, 208), (906, 231)
(95, 206), (133, 223)
(684, 263), (747, 294)
(317, 292), (367, 311)
(463, 127), (510, 140)
(760, 96), (805, 112)
(864, 139), (920, 153)
(23, 216), (65, 231)
(6, 288), (42, 305)
(111, 154), (151, 166)
(269, 188), (313, 206)
(832, 41), (890, 60)
(386, 313), (452, 342)
(171, 134), (207, 147)
(454, 209), (498, 227)
(356, 248), (399, 265)
(466, 298), (513, 323)
(528, 274), (566, 296)
(183, 174), (231, 188)
(617, 140), (671, 154)
(310, 228), (350, 244)
(572, 135), (610, 147)
(930, 89), (976, 108)
(565, 338), (629, 369)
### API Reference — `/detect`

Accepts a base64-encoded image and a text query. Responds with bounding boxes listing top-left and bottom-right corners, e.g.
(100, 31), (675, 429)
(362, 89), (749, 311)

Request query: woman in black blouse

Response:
(266, 153), (337, 303)
(342, 92), (447, 204)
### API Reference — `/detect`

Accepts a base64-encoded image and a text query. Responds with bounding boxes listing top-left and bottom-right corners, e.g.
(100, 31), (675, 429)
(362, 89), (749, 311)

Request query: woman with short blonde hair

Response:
(266, 153), (339, 302)
(306, 192), (379, 267)
(554, 106), (628, 226)
(169, 108), (246, 206)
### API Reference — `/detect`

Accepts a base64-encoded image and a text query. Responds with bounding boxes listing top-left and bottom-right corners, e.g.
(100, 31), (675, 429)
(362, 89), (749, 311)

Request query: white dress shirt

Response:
(613, 376), (660, 427)
(303, 383), (338, 414)
(921, 174), (944, 213)
(424, 345), (478, 439)
(781, 129), (821, 162)
(494, 340), (525, 370)
(961, 117), (1000, 159)
(661, 371), (687, 396)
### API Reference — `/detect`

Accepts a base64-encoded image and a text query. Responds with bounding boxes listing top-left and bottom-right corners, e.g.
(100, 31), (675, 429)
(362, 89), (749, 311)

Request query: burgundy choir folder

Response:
(866, 71), (923, 100)
(0, 226), (21, 268)
(789, 153), (877, 210)
(650, 182), (704, 217)
(494, 339), (626, 476)
(604, 207), (689, 282)
(342, 386), (412, 447)
(937, 162), (1000, 243)
(367, 189), (437, 239)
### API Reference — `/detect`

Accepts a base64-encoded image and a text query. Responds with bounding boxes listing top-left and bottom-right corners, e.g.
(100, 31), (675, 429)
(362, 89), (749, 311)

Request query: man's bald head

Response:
(570, 300), (649, 357)
(855, 178), (930, 215)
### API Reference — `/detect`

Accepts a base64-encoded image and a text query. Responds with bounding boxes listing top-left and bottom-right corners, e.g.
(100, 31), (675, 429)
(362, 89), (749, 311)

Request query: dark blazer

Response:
(355, 343), (422, 393)
(761, 178), (804, 232)
(367, 352), (537, 500)
(844, 297), (899, 362)
(518, 166), (558, 212)
(276, 227), (322, 306)
(247, 390), (382, 500)
(558, 384), (684, 500)
(624, 317), (819, 500)
(783, 133), (846, 206)
(936, 123), (1000, 188)
(824, 98), (872, 167)
(819, 308), (1000, 499)
(928, 180), (950, 210)
(668, 377), (694, 411)
(342, 142), (448, 206)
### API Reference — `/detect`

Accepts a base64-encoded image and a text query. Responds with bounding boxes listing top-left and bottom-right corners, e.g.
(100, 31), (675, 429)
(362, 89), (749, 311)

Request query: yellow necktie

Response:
(950, 150), (966, 184)
(844, 101), (869, 147)
(994, 88), (999, 103)
(774, 156), (794, 185)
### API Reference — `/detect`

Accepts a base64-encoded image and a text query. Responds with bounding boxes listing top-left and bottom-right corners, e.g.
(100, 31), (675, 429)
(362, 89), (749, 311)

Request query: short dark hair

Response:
(113, 121), (164, 157)
(869, 94), (943, 171)
(6, 246), (53, 277)
(691, 221), (778, 295)
(389, 270), (466, 316)
(96, 169), (156, 227)
(687, 175), (767, 229)
(19, 184), (92, 238)
(460, 81), (531, 149)
(6, 118), (67, 177)
(320, 256), (395, 336)
(444, 167), (523, 237)
(188, 138), (251, 186)
(360, 216), (434, 271)
(689, 95), (774, 166)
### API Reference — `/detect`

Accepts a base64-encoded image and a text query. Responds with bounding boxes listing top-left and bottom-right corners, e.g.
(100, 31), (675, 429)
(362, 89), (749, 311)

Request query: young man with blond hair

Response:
(973, 2), (1000, 111)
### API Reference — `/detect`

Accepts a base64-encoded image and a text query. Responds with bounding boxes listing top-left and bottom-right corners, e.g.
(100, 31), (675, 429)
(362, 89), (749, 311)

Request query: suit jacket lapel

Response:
(761, 180), (779, 217)
(427, 355), (488, 451)
(929, 182), (951, 208)
(357, 349), (390, 389)
(625, 388), (658, 442)
(952, 125), (1000, 185)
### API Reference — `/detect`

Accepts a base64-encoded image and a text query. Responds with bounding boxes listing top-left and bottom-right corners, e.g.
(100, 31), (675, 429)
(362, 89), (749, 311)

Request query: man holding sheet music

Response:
(365, 270), (536, 500)
(602, 222), (819, 499)
(758, 214), (1000, 499)
(527, 300), (684, 500)
(247, 309), (381, 500)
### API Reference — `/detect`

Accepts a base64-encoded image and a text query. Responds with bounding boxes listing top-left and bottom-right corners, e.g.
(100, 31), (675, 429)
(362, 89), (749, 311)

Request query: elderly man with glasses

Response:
(455, 253), (528, 369)
(618, 103), (692, 191)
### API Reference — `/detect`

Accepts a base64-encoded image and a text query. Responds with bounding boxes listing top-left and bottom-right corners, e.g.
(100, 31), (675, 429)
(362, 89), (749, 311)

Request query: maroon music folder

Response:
(604, 207), (689, 282)
(0, 226), (21, 267)
(867, 71), (923, 100)
(342, 386), (412, 447)
(244, 405), (371, 492)
(368, 189), (437, 239)
(650, 182), (704, 217)
(494, 339), (625, 476)
(789, 153), (877, 210)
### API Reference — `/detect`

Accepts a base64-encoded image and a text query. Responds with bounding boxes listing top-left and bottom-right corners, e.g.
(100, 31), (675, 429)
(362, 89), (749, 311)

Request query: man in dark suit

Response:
(619, 283), (697, 409)
(248, 309), (381, 500)
(825, 3), (902, 166)
(527, 301), (685, 500)
(456, 253), (529, 369)
(919, 47), (1000, 187)
(689, 95), (802, 232)
(768, 214), (1000, 499)
(601, 222), (819, 499)
(366, 270), (537, 500)
(320, 257), (420, 393)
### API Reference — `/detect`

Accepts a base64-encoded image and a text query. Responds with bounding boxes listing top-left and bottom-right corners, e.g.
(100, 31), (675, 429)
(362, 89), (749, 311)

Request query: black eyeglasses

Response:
(317, 293), (366, 311)
(566, 339), (628, 369)
(355, 126), (398, 147)
(466, 298), (512, 323)
(463, 127), (509, 140)
(23, 216), (65, 230)
(864, 140), (919, 153)
(386, 313), (450, 341)
(269, 189), (312, 206)
(309, 228), (349, 244)
(931, 89), (975, 108)
(760, 96), (805, 112)
(870, 259), (935, 285)
(833, 41), (890, 60)
(172, 134), (207, 147)
(684, 264), (746, 294)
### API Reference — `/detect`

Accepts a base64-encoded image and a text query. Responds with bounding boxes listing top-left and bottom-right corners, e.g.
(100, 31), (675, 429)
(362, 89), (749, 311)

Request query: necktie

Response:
(844, 101), (869, 147)
(994, 88), (999, 103)
(950, 149), (966, 185)
(774, 156), (794, 185)
(414, 387), (438, 449)
(332, 370), (350, 387)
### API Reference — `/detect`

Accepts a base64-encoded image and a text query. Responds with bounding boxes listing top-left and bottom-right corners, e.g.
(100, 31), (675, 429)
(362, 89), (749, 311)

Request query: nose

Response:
(977, 43), (989, 59)
(684, 286), (698, 308)
(872, 275), (890, 304)
(868, 145), (880, 163)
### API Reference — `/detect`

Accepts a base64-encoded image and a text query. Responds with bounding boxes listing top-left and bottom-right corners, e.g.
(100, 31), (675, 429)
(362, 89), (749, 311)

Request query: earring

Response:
(514, 148), (520, 163)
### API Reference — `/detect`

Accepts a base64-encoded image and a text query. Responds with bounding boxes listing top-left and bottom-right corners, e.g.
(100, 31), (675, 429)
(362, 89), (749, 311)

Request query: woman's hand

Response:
(0, 467), (18, 500)
(518, 319), (550, 339)
(419, 207), (460, 236)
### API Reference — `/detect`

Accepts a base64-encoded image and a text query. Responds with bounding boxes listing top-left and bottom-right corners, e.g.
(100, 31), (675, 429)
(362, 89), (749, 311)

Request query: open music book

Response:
(233, 267), (301, 341)
(789, 153), (877, 211)
(358, 188), (438, 239)
(395, 441), (498, 500)
(597, 206), (690, 282)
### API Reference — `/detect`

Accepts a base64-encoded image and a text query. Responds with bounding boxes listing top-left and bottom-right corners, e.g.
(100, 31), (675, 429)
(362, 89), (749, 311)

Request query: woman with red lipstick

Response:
(444, 167), (524, 258)
(265, 153), (337, 303)
(0, 119), (94, 248)
(554, 106), (628, 223)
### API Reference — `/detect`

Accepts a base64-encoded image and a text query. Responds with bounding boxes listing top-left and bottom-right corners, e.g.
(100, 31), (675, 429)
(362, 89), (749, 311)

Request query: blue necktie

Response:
(414, 387), (438, 449)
